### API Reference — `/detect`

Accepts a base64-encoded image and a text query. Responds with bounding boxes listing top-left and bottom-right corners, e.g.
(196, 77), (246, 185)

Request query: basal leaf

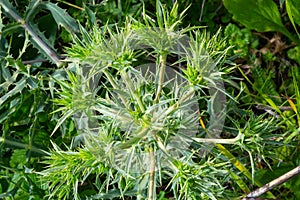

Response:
(223, 0), (291, 38)
(286, 0), (300, 39)
(286, 0), (300, 26)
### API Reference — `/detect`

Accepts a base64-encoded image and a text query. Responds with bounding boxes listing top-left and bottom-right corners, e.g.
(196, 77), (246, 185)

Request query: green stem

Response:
(117, 0), (122, 22)
(116, 126), (149, 149)
(154, 54), (167, 103)
(103, 69), (119, 89)
(0, 137), (46, 155)
(120, 70), (146, 113)
(192, 131), (243, 144)
(0, 0), (61, 65)
(103, 69), (131, 111)
(159, 87), (195, 119)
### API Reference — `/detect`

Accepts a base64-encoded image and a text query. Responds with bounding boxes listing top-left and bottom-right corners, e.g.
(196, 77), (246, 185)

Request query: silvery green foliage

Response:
(41, 2), (230, 199)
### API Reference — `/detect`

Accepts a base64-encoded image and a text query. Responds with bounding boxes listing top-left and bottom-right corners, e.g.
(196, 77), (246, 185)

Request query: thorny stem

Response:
(23, 24), (61, 65)
(0, 1), (61, 66)
(154, 54), (167, 103)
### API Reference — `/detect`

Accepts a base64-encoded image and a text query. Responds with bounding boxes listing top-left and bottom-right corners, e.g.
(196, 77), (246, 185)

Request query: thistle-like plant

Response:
(40, 1), (233, 199)
(0, 0), (79, 65)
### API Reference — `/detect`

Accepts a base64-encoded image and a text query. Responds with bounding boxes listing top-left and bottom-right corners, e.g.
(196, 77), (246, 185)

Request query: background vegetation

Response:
(0, 0), (299, 199)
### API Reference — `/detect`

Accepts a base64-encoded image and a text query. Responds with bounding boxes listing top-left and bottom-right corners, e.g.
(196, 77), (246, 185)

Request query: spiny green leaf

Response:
(1, 23), (23, 37)
(24, 0), (40, 21)
(0, 98), (19, 123)
(51, 109), (75, 136)
(0, 0), (23, 22)
(36, 14), (58, 46)
(25, 1), (79, 36)
(156, 0), (164, 29)
(42, 2), (79, 35)
(84, 4), (97, 28)
(28, 35), (60, 65)
(0, 78), (26, 105)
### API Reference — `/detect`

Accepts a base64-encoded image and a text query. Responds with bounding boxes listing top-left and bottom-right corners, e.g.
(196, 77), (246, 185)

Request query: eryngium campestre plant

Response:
(39, 1), (232, 199)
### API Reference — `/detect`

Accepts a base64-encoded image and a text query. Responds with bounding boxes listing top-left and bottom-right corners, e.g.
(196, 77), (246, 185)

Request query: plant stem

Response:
(148, 147), (156, 200)
(243, 166), (300, 199)
(159, 86), (195, 119)
(120, 70), (146, 113)
(103, 69), (129, 110)
(192, 131), (243, 144)
(116, 126), (149, 149)
(0, 0), (61, 65)
(154, 54), (167, 103)
(0, 137), (46, 155)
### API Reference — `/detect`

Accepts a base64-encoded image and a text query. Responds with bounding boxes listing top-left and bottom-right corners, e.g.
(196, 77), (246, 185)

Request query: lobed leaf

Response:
(25, 1), (79, 36)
